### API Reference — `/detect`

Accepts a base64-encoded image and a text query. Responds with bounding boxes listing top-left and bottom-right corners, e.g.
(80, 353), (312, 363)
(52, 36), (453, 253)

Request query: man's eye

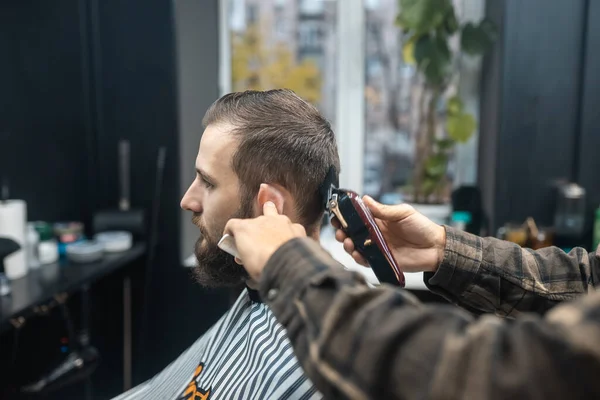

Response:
(201, 178), (214, 189)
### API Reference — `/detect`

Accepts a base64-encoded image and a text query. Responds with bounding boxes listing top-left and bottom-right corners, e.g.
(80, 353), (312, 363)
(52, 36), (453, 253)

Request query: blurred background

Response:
(0, 0), (598, 398)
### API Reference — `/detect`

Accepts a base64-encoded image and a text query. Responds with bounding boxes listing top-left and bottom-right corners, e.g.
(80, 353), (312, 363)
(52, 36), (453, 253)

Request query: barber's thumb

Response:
(223, 218), (243, 236)
(262, 201), (278, 215)
(363, 195), (413, 221)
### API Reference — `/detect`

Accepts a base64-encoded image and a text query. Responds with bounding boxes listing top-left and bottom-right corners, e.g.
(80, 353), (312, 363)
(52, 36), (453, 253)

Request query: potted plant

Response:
(396, 0), (496, 222)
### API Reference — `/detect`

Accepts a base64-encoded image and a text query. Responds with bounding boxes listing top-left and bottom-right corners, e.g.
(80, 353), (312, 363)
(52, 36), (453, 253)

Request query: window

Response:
(246, 4), (257, 23)
(220, 0), (484, 284)
(274, 18), (286, 39)
(222, 0), (483, 205)
(299, 0), (325, 15)
(363, 0), (484, 204)
(227, 0), (337, 124)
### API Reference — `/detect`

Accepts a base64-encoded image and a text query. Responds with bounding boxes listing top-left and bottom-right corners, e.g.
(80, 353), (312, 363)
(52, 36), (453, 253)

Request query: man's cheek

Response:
(205, 221), (224, 246)
(199, 237), (209, 249)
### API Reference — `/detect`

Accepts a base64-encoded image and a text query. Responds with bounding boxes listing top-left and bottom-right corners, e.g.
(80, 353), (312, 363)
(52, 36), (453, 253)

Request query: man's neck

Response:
(246, 279), (259, 291)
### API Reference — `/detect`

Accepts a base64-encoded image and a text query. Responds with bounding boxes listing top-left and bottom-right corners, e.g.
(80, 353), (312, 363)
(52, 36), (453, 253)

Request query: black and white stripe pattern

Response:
(114, 290), (322, 399)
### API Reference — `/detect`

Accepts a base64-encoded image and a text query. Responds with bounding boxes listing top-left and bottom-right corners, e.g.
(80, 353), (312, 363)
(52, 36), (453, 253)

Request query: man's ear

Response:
(256, 183), (285, 214)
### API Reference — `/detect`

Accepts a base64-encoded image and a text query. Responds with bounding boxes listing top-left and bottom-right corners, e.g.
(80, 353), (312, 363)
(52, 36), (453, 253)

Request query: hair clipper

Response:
(326, 188), (405, 287)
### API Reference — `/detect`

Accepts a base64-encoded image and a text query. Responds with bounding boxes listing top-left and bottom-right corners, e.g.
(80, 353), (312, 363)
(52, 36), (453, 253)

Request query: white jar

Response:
(38, 240), (59, 265)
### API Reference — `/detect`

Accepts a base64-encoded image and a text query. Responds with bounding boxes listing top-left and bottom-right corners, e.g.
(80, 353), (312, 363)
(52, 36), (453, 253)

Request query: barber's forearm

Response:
(261, 239), (600, 400)
(258, 239), (503, 400)
(425, 227), (597, 316)
(259, 238), (436, 399)
(258, 237), (600, 400)
(258, 238), (365, 399)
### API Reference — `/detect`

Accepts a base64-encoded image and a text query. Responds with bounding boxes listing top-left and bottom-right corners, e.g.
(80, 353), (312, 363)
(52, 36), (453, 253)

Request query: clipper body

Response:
(327, 189), (405, 287)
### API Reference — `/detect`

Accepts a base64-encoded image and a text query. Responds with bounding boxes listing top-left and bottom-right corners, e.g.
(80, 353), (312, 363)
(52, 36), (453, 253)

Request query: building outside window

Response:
(227, 0), (337, 124)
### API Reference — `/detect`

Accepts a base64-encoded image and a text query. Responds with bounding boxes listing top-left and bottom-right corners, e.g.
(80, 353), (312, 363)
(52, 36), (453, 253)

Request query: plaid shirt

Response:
(259, 227), (600, 400)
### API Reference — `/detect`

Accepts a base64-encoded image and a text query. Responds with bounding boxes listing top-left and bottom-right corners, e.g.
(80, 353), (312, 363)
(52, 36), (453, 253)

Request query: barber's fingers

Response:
(331, 217), (341, 230)
(332, 217), (354, 248)
(343, 237), (355, 254)
(223, 218), (243, 236)
(332, 217), (349, 243)
(335, 228), (348, 243)
(351, 251), (368, 267)
(262, 201), (279, 216)
(363, 195), (415, 221)
(342, 237), (368, 267)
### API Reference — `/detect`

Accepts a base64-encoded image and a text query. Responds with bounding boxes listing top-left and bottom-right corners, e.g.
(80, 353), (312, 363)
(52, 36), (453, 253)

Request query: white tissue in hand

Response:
(218, 234), (240, 260)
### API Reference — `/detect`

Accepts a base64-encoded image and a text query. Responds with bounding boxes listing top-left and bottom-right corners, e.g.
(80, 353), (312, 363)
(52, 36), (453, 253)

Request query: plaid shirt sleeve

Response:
(259, 237), (600, 400)
(425, 226), (600, 316)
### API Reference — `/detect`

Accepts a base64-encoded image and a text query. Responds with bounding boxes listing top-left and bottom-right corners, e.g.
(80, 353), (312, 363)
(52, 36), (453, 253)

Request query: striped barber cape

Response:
(114, 289), (322, 400)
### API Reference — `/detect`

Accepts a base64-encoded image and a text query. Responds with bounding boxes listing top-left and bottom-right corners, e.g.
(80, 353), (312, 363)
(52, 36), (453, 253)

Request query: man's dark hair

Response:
(203, 89), (340, 233)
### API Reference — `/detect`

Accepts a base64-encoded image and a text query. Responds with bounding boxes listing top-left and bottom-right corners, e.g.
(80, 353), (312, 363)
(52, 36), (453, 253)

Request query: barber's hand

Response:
(224, 202), (307, 281)
(333, 196), (446, 273)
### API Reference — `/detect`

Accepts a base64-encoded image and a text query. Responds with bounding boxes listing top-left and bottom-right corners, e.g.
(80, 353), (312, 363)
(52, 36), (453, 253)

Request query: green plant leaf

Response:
(397, 0), (451, 35)
(435, 35), (451, 59)
(414, 35), (451, 85)
(443, 5), (459, 35)
(425, 154), (448, 178)
(402, 36), (417, 64)
(436, 138), (455, 151)
(447, 112), (476, 143)
(395, 14), (402, 27)
(461, 19), (498, 55)
(447, 95), (463, 115)
(480, 19), (499, 41)
(422, 177), (439, 197)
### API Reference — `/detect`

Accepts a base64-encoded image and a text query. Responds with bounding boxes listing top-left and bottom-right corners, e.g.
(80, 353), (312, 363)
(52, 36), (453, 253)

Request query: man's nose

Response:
(181, 184), (203, 213)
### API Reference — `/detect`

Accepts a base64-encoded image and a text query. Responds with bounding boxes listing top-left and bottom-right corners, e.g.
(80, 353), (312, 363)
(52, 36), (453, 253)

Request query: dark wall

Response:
(478, 0), (504, 234)
(480, 0), (598, 240)
(1, 0), (229, 397)
(0, 0), (93, 223)
(93, 0), (180, 215)
(578, 0), (600, 236)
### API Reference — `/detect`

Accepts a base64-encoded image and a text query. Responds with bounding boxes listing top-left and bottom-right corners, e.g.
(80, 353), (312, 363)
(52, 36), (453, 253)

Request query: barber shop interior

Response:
(1, 0), (599, 398)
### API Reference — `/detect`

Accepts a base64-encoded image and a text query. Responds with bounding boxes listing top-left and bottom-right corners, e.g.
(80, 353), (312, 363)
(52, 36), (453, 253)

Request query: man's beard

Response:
(192, 196), (254, 288)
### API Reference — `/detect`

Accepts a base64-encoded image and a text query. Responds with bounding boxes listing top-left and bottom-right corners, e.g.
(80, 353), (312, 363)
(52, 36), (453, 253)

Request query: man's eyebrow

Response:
(196, 168), (216, 183)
